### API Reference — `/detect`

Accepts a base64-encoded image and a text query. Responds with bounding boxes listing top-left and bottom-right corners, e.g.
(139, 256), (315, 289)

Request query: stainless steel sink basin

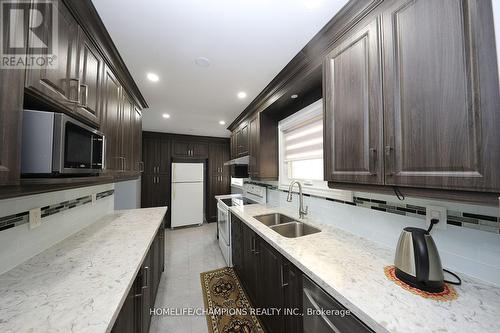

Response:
(253, 213), (296, 226)
(269, 222), (321, 238)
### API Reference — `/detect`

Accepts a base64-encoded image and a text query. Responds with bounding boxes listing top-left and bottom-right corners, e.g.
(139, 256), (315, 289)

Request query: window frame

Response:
(278, 99), (353, 201)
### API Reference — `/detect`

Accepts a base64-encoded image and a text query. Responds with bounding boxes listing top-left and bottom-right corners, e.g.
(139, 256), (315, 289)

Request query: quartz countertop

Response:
(229, 204), (500, 333)
(0, 207), (167, 333)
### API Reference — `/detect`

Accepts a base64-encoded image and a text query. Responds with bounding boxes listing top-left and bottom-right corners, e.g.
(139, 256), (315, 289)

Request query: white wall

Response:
(0, 184), (114, 274)
(267, 188), (500, 286)
(114, 178), (141, 209)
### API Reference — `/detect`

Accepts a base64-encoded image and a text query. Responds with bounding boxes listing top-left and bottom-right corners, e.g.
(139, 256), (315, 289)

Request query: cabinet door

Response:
(120, 92), (135, 171)
(242, 225), (258, 303)
(154, 175), (170, 207)
(324, 18), (384, 185)
(382, 0), (500, 191)
(133, 108), (143, 172)
(0, 70), (24, 185)
(258, 240), (284, 333)
(158, 139), (171, 174)
(172, 141), (190, 157)
(237, 124), (249, 156)
(75, 28), (104, 125)
(231, 215), (243, 277)
(142, 136), (158, 174)
(230, 132), (237, 159)
(284, 263), (303, 333)
(111, 275), (139, 333)
(25, 1), (79, 110)
(248, 114), (260, 178)
(101, 66), (122, 172)
(191, 142), (209, 158)
(141, 248), (152, 333)
(141, 174), (154, 208)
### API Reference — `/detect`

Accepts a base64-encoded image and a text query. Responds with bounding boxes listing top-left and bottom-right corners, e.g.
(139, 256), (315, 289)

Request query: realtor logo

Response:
(0, 0), (58, 68)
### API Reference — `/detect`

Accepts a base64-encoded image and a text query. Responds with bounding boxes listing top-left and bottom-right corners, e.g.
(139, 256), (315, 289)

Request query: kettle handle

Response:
(412, 231), (430, 283)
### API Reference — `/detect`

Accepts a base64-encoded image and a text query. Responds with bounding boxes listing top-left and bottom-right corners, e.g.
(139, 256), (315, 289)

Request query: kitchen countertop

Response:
(0, 207), (167, 333)
(229, 204), (500, 333)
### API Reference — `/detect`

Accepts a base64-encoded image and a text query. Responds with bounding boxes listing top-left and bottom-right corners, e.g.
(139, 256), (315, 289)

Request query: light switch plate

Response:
(29, 208), (42, 229)
(426, 205), (447, 231)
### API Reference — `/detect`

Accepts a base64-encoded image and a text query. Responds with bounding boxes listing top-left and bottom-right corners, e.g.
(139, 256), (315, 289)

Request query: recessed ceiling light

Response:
(147, 73), (159, 82)
(237, 91), (247, 99)
(195, 57), (211, 68)
(219, 120), (226, 125)
(162, 113), (170, 119)
(291, 94), (299, 99)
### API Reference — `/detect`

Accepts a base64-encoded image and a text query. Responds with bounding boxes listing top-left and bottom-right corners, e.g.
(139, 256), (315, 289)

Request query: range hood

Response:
(224, 156), (249, 166)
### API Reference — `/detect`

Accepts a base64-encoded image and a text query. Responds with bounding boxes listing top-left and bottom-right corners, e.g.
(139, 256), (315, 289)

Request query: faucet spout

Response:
(287, 181), (308, 219)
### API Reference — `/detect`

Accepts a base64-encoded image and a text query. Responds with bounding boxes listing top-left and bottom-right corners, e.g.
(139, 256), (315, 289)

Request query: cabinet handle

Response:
(80, 83), (89, 107)
(139, 161), (144, 172)
(68, 78), (81, 104)
(385, 145), (394, 176)
(369, 148), (377, 175)
(281, 264), (289, 288)
(142, 266), (149, 289)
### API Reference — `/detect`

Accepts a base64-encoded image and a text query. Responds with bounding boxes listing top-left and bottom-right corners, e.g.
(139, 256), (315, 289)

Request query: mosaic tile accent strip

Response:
(0, 212), (29, 231)
(96, 189), (114, 200)
(245, 181), (500, 234)
(41, 195), (92, 218)
(0, 189), (115, 233)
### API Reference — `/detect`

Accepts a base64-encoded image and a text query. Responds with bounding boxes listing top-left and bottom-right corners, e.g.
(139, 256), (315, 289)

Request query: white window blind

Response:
(283, 115), (323, 162)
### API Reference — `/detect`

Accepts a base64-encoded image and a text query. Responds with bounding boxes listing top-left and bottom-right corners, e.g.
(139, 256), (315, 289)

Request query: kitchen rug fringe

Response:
(384, 266), (458, 301)
(200, 267), (265, 333)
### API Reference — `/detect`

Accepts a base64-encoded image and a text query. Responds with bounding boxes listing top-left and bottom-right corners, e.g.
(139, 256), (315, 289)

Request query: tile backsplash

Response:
(0, 184), (115, 274)
(243, 181), (500, 286)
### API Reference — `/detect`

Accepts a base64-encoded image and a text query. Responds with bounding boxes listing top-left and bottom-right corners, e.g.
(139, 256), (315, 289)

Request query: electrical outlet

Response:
(29, 208), (42, 229)
(426, 205), (447, 231)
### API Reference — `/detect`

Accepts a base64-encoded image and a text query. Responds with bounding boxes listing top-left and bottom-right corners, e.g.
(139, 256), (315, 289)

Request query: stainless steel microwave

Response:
(21, 110), (105, 176)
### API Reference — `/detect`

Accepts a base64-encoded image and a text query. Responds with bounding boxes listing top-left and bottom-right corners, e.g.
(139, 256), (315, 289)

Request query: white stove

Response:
(217, 184), (267, 266)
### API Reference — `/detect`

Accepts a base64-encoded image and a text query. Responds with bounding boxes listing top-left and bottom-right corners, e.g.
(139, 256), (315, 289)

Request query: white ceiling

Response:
(92, 0), (349, 137)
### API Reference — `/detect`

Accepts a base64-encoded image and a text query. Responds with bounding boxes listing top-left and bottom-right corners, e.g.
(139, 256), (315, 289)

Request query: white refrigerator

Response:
(171, 162), (204, 228)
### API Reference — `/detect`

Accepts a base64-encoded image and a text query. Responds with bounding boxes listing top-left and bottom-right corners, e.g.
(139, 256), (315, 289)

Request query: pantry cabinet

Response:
(207, 143), (230, 222)
(324, 0), (500, 193)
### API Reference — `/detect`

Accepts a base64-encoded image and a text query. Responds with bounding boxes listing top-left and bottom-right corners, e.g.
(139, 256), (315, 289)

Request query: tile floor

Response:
(149, 222), (226, 333)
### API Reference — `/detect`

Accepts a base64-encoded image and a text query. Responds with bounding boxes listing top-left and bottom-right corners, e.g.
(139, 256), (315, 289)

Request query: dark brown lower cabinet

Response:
(112, 221), (165, 333)
(231, 214), (374, 333)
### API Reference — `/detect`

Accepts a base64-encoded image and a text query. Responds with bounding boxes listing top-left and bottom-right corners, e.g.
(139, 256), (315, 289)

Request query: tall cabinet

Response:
(207, 143), (230, 222)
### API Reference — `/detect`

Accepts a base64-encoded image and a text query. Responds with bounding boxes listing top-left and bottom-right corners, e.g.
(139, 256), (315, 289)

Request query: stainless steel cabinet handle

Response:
(68, 78), (81, 104)
(385, 145), (393, 176)
(369, 148), (377, 175)
(80, 83), (89, 107)
(142, 266), (149, 289)
(281, 264), (289, 288)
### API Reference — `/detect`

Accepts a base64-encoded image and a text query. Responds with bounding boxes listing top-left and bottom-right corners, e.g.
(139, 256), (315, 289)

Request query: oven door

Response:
(57, 115), (104, 174)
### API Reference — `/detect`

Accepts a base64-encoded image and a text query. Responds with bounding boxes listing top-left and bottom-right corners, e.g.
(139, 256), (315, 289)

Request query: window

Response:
(279, 99), (327, 190)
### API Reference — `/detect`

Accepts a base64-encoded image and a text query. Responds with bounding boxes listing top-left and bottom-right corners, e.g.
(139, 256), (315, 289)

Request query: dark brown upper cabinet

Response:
(235, 122), (249, 157)
(230, 131), (237, 159)
(25, 2), (79, 112)
(172, 141), (208, 158)
(248, 112), (278, 181)
(100, 65), (122, 172)
(381, 0), (500, 192)
(120, 92), (135, 171)
(324, 18), (384, 185)
(74, 27), (104, 126)
(132, 107), (143, 173)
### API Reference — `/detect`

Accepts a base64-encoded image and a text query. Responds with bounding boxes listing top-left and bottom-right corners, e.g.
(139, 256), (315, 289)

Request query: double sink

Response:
(253, 213), (321, 238)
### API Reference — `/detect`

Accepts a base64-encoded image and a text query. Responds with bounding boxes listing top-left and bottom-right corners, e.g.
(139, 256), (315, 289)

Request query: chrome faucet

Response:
(287, 181), (308, 219)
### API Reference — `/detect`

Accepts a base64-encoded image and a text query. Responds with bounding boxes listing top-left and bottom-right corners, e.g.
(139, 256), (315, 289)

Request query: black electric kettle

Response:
(394, 219), (461, 293)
